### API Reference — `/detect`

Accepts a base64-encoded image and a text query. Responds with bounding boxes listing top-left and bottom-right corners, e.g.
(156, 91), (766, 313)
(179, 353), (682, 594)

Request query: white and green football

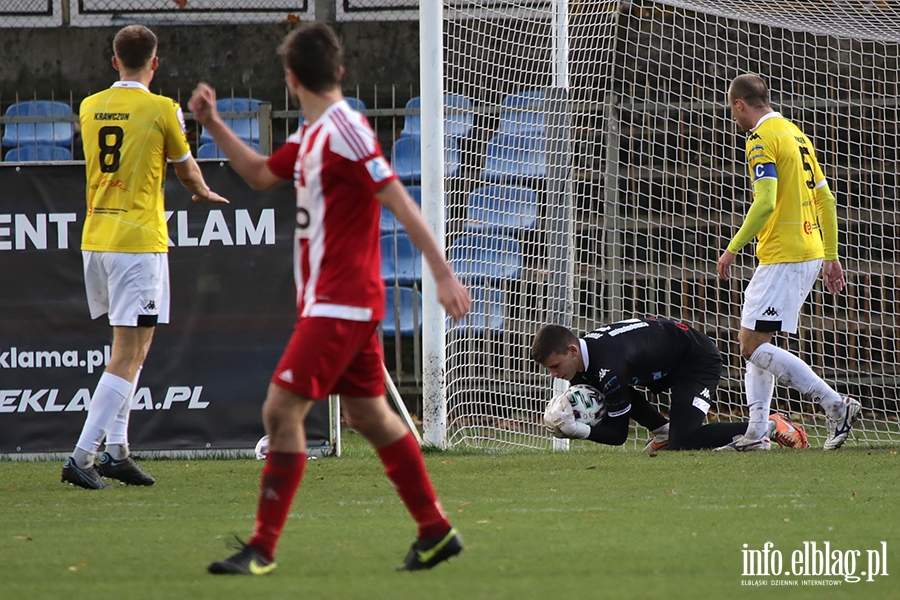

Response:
(565, 384), (606, 426)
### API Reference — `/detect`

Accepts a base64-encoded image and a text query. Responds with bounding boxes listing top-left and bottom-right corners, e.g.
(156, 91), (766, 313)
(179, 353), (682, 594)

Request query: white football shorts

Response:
(741, 259), (822, 334)
(82, 251), (170, 327)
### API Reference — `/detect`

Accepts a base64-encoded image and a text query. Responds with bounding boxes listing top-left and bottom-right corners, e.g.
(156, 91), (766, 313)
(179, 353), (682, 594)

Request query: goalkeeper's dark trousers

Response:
(666, 375), (747, 450)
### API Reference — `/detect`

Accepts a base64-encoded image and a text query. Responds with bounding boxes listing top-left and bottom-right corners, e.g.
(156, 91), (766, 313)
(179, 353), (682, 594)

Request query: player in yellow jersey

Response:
(715, 74), (860, 452)
(61, 25), (228, 489)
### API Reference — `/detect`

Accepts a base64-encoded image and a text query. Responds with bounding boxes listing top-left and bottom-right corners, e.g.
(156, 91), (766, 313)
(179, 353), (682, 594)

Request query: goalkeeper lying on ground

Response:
(544, 384), (670, 451)
(531, 318), (808, 451)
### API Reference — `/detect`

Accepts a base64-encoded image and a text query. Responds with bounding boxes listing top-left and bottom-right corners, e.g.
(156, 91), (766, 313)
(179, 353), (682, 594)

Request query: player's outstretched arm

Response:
(173, 156), (229, 204)
(188, 83), (283, 191)
(584, 419), (629, 446)
(377, 180), (470, 321)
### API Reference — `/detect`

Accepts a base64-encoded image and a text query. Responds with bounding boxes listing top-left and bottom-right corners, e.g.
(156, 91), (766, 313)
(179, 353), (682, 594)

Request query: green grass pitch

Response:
(2, 432), (898, 600)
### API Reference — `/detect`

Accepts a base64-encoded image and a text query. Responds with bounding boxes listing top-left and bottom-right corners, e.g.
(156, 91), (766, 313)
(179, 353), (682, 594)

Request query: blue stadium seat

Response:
(382, 286), (421, 337)
(390, 136), (461, 183)
(197, 143), (223, 159)
(481, 133), (546, 182)
(466, 185), (538, 235)
(499, 90), (545, 136)
(197, 141), (260, 159)
(448, 233), (522, 282)
(1, 100), (74, 149)
(199, 98), (261, 145)
(445, 138), (462, 179)
(401, 93), (474, 139)
(391, 135), (422, 182)
(400, 96), (420, 138)
(381, 232), (422, 286)
(4, 145), (73, 162)
(450, 286), (505, 335)
(380, 185), (421, 233)
(445, 93), (475, 139)
(344, 96), (366, 112)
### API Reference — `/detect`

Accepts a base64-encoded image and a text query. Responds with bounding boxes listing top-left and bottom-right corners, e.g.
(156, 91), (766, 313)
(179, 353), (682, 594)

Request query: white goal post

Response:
(421, 0), (900, 450)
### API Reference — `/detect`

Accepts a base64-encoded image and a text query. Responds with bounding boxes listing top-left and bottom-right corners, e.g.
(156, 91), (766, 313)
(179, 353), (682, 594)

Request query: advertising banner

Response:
(0, 161), (330, 455)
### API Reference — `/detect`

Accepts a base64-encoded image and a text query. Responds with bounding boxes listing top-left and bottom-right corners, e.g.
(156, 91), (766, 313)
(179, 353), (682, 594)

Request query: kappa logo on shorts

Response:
(763, 306), (779, 317)
(144, 301), (156, 311)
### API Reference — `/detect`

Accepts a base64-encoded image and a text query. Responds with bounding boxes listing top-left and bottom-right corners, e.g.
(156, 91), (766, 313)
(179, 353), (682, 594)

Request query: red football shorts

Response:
(271, 317), (386, 400)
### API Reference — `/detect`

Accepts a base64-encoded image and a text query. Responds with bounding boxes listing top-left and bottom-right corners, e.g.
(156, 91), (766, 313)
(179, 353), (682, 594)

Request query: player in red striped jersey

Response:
(190, 23), (470, 575)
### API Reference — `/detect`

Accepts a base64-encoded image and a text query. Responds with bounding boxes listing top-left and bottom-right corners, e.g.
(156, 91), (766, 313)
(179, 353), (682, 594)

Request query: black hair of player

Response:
(531, 324), (578, 364)
(278, 22), (344, 94)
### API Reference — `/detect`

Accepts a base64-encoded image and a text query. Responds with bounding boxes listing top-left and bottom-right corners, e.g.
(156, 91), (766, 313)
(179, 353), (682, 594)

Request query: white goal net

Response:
(434, 0), (900, 449)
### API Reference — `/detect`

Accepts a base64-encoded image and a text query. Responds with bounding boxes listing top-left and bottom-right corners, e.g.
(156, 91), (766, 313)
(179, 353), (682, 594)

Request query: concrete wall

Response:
(0, 21), (420, 105)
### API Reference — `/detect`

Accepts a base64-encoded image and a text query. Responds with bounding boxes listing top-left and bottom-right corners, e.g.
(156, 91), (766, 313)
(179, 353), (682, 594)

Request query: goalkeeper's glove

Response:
(544, 395), (591, 439)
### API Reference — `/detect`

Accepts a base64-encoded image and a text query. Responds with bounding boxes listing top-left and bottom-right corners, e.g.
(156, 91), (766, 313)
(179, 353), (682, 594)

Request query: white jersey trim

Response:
(330, 108), (371, 160)
(307, 303), (374, 321)
(296, 127), (328, 312)
(579, 338), (590, 371)
(751, 111), (782, 131)
(329, 102), (377, 162)
(111, 80), (151, 93)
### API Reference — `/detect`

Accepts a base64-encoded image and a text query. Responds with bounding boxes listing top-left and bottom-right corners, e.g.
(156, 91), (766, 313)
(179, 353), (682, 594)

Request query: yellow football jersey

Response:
(80, 81), (192, 253)
(744, 112), (827, 264)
